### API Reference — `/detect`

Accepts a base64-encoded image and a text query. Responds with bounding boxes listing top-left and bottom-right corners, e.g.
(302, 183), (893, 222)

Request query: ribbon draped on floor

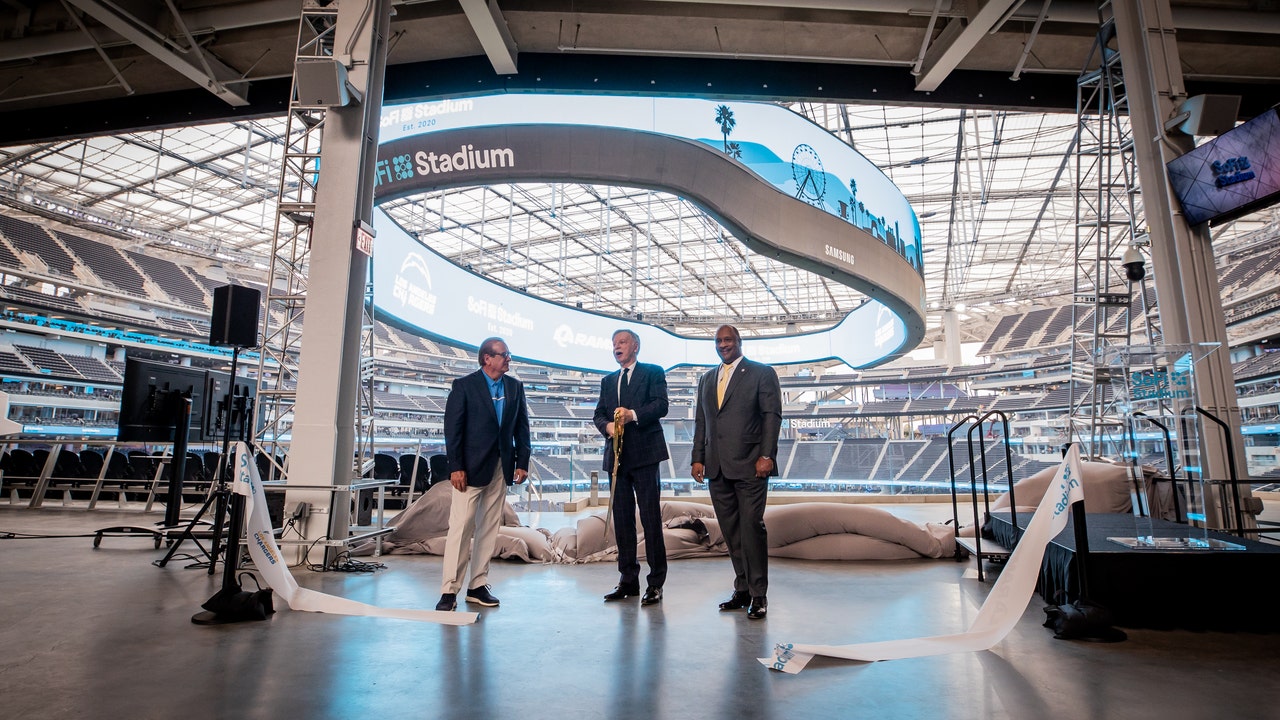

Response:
(763, 445), (1085, 672)
(233, 442), (478, 626)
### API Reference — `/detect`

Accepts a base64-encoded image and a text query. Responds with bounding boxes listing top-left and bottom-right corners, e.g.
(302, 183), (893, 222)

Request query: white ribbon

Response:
(763, 445), (1086, 672)
(233, 442), (478, 626)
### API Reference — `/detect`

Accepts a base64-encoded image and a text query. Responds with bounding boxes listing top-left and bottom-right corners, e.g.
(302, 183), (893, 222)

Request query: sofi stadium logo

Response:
(1130, 368), (1191, 400)
(1053, 461), (1080, 516)
(553, 324), (611, 350)
(393, 252), (438, 314)
(379, 98), (474, 129)
(415, 145), (514, 175)
(375, 144), (515, 188)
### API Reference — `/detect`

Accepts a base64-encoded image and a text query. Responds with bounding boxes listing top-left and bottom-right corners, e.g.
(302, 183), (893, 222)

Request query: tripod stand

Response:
(154, 386), (227, 566)
(155, 349), (247, 572)
(191, 346), (272, 624)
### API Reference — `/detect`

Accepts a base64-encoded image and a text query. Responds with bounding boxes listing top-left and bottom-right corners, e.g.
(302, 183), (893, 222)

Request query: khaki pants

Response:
(440, 465), (507, 594)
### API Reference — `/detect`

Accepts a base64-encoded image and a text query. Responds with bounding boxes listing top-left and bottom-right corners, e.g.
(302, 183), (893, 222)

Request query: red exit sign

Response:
(354, 221), (375, 257)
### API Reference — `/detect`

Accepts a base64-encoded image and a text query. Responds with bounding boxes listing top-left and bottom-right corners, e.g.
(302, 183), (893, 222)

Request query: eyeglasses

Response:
(489, 351), (512, 359)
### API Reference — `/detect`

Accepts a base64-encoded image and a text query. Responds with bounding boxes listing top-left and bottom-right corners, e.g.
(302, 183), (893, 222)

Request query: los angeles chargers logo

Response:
(393, 252), (438, 313)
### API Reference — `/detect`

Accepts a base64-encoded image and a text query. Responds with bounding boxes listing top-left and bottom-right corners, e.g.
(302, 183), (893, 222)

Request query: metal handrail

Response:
(1130, 411), (1183, 522)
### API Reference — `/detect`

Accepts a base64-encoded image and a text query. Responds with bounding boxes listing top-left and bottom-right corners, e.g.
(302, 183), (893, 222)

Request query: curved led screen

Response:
(372, 94), (925, 371)
(373, 210), (905, 372)
(378, 95), (922, 274)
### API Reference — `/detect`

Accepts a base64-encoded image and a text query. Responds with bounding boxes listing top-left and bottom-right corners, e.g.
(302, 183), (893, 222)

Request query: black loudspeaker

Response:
(209, 284), (261, 348)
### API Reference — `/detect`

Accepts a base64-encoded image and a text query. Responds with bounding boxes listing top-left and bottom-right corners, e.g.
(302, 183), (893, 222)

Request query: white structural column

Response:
(939, 309), (962, 365)
(1112, 0), (1252, 528)
(287, 0), (392, 558)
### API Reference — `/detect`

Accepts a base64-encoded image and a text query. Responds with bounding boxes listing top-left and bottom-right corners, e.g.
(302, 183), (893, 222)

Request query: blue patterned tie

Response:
(492, 380), (504, 423)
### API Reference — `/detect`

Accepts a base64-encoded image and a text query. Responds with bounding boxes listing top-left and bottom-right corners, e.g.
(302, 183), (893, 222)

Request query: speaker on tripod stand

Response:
(210, 284), (261, 349)
(193, 284), (272, 625)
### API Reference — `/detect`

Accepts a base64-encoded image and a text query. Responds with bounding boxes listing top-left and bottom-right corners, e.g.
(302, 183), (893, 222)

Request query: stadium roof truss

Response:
(2, 0), (1280, 361)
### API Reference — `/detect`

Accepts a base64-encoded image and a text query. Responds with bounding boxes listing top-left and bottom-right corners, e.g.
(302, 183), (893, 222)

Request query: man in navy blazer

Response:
(436, 337), (530, 612)
(593, 329), (670, 605)
(691, 325), (781, 620)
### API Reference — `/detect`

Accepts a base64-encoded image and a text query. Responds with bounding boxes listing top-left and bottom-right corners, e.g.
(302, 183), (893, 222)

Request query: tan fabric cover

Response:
(770, 534), (921, 560)
(377, 489), (955, 562)
(764, 503), (954, 559)
(990, 459), (1131, 514)
(958, 459), (1177, 536)
(382, 481), (521, 555)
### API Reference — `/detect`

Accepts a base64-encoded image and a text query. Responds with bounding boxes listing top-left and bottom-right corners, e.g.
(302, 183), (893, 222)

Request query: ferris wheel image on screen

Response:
(791, 143), (826, 205)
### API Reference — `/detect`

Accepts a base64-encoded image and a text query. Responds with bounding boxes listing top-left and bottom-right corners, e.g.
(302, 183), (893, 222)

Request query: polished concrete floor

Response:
(1, 501), (1277, 720)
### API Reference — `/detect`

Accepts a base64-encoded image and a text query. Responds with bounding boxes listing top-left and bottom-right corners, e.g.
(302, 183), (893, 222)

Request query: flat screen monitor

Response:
(1167, 108), (1280, 226)
(201, 370), (258, 443)
(117, 357), (207, 443)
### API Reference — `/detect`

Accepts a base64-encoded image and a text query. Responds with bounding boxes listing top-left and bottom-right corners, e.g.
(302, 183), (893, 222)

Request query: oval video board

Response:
(372, 94), (925, 372)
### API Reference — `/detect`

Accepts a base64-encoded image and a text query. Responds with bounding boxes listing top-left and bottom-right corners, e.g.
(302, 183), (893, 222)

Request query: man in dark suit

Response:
(691, 325), (781, 620)
(594, 329), (670, 605)
(436, 337), (530, 612)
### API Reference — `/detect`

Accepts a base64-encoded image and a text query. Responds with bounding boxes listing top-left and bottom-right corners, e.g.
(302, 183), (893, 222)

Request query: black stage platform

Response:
(988, 511), (1280, 631)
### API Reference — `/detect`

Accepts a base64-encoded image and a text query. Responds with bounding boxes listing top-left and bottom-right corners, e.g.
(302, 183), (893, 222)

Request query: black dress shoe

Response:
(603, 585), (641, 601)
(718, 591), (750, 611)
(465, 585), (500, 607)
(641, 587), (663, 606)
(747, 596), (768, 620)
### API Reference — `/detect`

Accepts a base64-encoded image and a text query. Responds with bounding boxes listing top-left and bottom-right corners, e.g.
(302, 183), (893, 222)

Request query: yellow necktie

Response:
(717, 364), (731, 407)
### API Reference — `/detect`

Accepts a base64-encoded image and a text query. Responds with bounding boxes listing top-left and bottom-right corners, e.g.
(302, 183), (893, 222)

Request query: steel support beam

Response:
(915, 0), (1020, 92)
(1112, 0), (1252, 528)
(459, 0), (518, 75)
(0, 0), (300, 63)
(63, 0), (252, 106)
(285, 0), (391, 562)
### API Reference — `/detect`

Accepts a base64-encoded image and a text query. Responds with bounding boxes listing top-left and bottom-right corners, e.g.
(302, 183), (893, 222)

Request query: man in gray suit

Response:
(691, 324), (782, 620)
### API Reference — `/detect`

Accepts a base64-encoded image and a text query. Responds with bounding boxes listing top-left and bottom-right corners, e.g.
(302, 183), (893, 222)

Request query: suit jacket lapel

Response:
(607, 369), (621, 408)
(706, 367), (720, 415)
